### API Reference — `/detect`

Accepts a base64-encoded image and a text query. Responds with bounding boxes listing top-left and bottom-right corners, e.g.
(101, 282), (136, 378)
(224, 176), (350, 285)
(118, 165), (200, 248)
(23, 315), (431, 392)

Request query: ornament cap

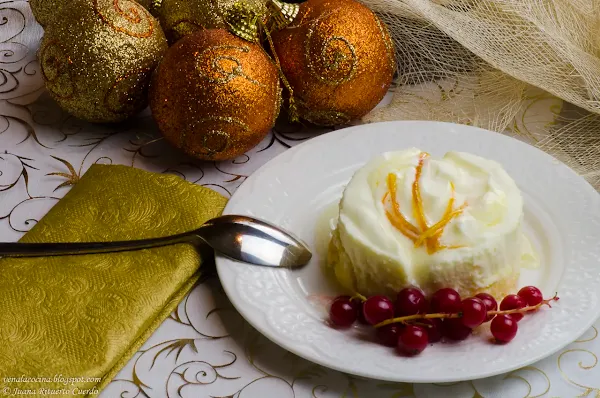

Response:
(224, 2), (260, 42)
(267, 0), (300, 30)
(149, 0), (163, 16)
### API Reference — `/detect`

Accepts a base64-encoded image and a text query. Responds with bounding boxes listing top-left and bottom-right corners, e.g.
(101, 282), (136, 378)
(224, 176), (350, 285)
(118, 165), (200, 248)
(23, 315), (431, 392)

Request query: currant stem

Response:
(351, 293), (368, 303)
(375, 294), (559, 328)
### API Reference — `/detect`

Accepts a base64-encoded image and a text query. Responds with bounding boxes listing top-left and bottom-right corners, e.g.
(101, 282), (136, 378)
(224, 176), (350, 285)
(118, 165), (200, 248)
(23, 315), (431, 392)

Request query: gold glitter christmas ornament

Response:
(29, 0), (70, 26)
(38, 1), (168, 123)
(154, 0), (268, 44)
(149, 29), (281, 161)
(30, 0), (156, 27)
(135, 0), (154, 11)
(271, 0), (395, 126)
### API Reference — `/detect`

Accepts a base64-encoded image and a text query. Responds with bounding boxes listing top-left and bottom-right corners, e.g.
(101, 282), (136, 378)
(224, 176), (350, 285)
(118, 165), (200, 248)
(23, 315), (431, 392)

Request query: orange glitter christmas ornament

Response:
(271, 0), (396, 126)
(149, 29), (281, 161)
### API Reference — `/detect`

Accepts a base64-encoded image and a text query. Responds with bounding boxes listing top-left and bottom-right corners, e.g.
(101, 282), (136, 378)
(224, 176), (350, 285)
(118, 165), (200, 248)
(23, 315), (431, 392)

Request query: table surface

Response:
(1, 2), (599, 397)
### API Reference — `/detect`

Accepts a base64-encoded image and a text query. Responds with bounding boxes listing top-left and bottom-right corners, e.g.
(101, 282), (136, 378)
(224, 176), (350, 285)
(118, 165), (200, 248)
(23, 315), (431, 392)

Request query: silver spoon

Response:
(0, 215), (313, 269)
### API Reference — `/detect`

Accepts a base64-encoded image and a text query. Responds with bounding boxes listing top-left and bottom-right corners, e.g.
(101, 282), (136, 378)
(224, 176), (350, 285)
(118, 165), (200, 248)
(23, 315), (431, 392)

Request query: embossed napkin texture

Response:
(0, 164), (227, 396)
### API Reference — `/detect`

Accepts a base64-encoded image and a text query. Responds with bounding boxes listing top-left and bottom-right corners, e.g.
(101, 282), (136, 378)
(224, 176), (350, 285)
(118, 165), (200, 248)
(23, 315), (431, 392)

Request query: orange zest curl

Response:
(415, 202), (468, 248)
(383, 173), (420, 241)
(412, 152), (430, 232)
(383, 152), (467, 254)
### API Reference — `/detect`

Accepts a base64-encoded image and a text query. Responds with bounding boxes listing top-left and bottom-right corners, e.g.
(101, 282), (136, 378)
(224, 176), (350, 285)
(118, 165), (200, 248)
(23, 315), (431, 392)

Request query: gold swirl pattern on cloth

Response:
(0, 164), (227, 397)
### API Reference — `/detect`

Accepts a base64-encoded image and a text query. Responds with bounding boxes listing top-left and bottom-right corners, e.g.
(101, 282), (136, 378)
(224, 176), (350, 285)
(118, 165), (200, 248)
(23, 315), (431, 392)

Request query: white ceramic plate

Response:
(215, 121), (600, 383)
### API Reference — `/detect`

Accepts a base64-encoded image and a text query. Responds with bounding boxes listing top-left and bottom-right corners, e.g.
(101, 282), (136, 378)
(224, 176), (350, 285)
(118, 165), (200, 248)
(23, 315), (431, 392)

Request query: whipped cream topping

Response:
(328, 148), (530, 296)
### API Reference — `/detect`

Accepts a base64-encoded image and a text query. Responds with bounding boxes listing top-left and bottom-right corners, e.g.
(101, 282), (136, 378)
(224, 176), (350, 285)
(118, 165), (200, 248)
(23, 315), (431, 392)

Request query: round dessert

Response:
(327, 148), (534, 298)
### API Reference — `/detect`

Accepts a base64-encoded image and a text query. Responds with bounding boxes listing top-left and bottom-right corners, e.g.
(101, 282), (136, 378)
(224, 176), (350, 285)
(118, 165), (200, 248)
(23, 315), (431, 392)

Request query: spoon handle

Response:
(0, 232), (198, 258)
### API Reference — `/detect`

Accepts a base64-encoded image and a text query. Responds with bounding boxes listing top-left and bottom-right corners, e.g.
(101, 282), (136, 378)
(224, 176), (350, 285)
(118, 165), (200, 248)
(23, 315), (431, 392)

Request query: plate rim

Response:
(215, 120), (600, 383)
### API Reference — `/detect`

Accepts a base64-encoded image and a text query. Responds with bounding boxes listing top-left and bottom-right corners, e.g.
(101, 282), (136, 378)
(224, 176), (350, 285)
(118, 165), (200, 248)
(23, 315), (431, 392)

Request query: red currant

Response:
(335, 296), (359, 311)
(396, 287), (428, 316)
(500, 294), (526, 322)
(460, 298), (487, 328)
(518, 286), (543, 307)
(420, 318), (443, 343)
(356, 304), (369, 324)
(475, 292), (498, 322)
(377, 324), (404, 347)
(349, 297), (368, 324)
(329, 297), (358, 327)
(491, 314), (518, 343)
(362, 296), (394, 325)
(431, 288), (461, 313)
(442, 318), (472, 341)
(397, 325), (428, 356)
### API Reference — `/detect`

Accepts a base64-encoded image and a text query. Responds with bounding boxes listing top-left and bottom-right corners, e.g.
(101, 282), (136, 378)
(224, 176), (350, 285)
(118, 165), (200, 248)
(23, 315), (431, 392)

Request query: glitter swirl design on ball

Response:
(299, 103), (351, 125)
(305, 10), (358, 85)
(183, 116), (252, 157)
(39, 40), (75, 100)
(93, 0), (155, 38)
(196, 45), (265, 88)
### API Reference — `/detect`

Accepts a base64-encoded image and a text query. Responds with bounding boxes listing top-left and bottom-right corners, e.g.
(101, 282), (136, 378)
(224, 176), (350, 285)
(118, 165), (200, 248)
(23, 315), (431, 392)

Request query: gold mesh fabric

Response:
(0, 164), (227, 397)
(361, 0), (600, 190)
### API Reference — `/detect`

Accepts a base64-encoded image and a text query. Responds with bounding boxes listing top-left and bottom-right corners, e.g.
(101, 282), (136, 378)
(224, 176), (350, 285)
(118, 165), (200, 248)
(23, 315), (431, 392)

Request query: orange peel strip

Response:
(415, 201), (467, 249)
(426, 182), (456, 252)
(385, 210), (419, 242)
(382, 153), (465, 253)
(412, 153), (430, 233)
(384, 173), (420, 238)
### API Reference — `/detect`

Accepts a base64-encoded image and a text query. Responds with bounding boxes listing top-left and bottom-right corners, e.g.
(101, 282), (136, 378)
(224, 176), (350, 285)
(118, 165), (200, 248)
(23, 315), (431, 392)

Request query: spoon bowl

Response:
(199, 215), (313, 268)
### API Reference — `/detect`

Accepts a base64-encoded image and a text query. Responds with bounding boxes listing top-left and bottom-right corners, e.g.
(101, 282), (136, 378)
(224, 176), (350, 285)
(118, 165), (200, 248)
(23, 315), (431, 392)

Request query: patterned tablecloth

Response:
(1, 2), (599, 397)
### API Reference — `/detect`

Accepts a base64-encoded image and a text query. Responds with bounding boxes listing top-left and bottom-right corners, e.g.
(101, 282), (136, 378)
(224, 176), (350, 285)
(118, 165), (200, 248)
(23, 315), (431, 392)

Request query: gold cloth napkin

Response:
(0, 164), (227, 397)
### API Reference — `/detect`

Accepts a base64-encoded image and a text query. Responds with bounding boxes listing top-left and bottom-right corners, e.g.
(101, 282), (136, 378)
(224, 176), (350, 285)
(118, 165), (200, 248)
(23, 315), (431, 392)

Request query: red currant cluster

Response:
(328, 286), (558, 356)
